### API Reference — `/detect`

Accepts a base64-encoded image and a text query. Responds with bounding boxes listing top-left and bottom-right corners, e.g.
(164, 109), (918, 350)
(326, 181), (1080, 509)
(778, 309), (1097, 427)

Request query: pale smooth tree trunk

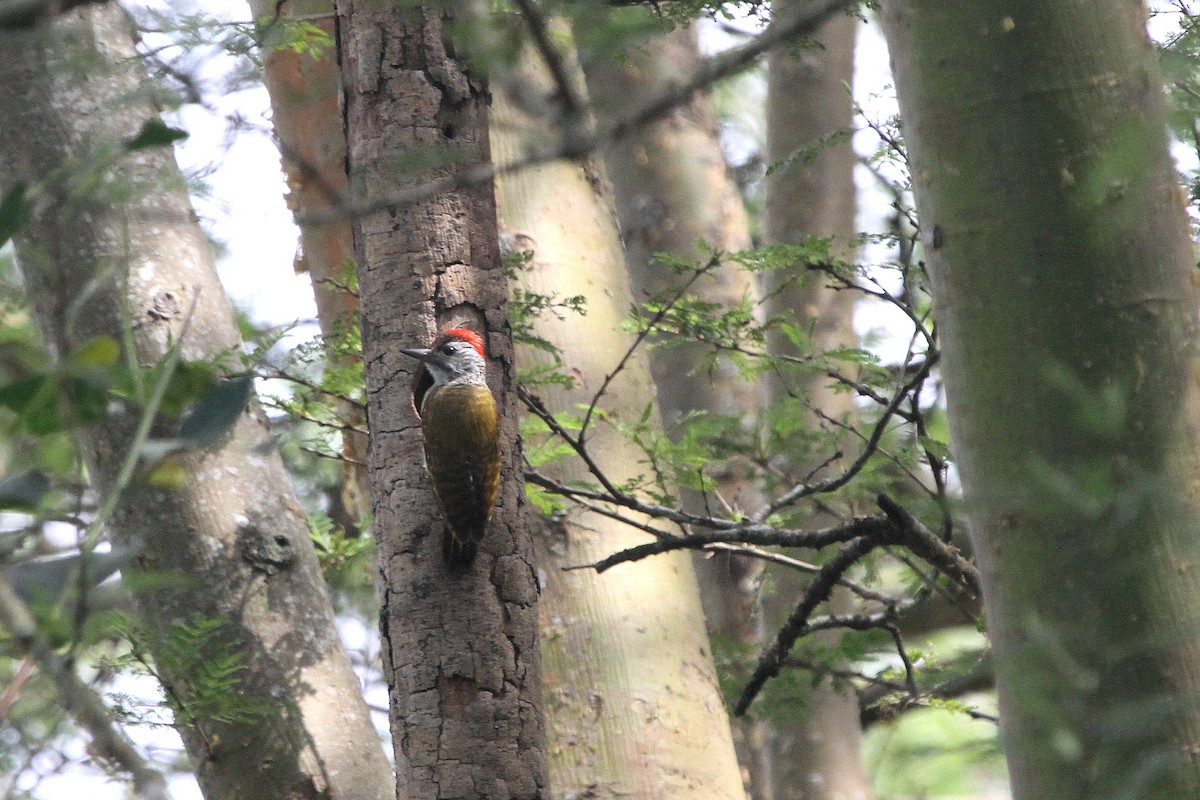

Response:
(0, 5), (393, 799)
(491, 39), (749, 800)
(582, 19), (773, 798)
(884, 1), (1200, 797)
(338, 1), (547, 797)
(763, 4), (874, 799)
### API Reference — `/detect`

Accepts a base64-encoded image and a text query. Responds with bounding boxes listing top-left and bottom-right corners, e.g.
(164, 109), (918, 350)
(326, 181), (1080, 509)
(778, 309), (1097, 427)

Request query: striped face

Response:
(442, 328), (484, 359)
(405, 329), (488, 416)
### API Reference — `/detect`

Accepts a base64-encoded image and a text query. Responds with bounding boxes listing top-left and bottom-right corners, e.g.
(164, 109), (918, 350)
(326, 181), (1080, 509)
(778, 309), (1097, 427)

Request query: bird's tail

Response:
(442, 528), (478, 570)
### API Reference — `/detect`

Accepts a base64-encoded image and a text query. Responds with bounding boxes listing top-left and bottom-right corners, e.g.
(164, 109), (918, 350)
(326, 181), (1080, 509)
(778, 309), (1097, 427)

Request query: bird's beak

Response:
(400, 347), (432, 361)
(401, 347), (449, 370)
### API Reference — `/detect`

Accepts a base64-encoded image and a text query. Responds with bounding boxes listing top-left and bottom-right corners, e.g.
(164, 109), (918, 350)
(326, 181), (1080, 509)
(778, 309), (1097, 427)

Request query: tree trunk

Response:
(251, 0), (371, 532)
(883, 1), (1200, 797)
(337, 2), (547, 797)
(491, 36), (749, 800)
(582, 19), (773, 798)
(0, 6), (393, 799)
(762, 6), (875, 800)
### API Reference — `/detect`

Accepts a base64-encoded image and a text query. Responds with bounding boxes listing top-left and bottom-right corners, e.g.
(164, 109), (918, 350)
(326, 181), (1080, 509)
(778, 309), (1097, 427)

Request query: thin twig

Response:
(908, 391), (955, 542)
(563, 516), (887, 573)
(886, 623), (919, 694)
(0, 656), (34, 722)
(520, 386), (629, 503)
(885, 547), (979, 627)
(753, 351), (939, 522)
(578, 258), (716, 441)
(259, 367), (367, 411)
(693, 541), (896, 605)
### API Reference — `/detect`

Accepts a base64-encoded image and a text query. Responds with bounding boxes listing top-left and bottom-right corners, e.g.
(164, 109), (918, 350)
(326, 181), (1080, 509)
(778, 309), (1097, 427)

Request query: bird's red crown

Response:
(444, 328), (485, 359)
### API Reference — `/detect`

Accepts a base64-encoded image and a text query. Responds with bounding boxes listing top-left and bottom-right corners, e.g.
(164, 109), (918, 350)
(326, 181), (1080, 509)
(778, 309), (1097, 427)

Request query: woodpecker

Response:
(401, 328), (500, 568)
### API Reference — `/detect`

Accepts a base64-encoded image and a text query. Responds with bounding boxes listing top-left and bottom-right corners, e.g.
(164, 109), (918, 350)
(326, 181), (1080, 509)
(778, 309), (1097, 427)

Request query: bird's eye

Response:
(440, 343), (455, 354)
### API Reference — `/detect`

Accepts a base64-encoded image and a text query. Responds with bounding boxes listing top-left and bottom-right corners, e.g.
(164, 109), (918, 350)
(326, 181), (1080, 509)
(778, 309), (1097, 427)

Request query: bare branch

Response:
(694, 542), (896, 605)
(886, 623), (918, 695)
(511, 0), (584, 121)
(877, 493), (981, 596)
(0, 656), (34, 722)
(734, 535), (879, 716)
(298, 0), (859, 224)
(562, 514), (892, 573)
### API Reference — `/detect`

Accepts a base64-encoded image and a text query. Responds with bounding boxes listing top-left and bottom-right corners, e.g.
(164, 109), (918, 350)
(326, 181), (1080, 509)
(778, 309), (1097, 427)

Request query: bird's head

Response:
(403, 328), (488, 413)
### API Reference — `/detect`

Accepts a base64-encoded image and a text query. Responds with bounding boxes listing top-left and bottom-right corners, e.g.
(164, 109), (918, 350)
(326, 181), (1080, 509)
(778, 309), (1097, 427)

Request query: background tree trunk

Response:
(0, 5), (393, 799)
(582, 19), (774, 798)
(492, 37), (749, 800)
(338, 2), (547, 797)
(884, 1), (1200, 796)
(252, 0), (372, 532)
(762, 5), (875, 800)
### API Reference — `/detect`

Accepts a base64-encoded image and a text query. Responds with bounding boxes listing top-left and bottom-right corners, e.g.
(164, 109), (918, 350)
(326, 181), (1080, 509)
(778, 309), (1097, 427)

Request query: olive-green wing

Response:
(420, 385), (500, 567)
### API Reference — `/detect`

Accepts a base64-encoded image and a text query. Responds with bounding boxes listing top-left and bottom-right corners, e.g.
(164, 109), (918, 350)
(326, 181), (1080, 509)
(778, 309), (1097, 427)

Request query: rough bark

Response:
(492, 39), (748, 800)
(883, 1), (1200, 797)
(0, 6), (393, 799)
(582, 19), (773, 798)
(762, 6), (875, 800)
(338, 2), (547, 797)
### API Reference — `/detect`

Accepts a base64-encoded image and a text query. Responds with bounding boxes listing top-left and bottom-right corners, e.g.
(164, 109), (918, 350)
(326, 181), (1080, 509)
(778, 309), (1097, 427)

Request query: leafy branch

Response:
(514, 238), (977, 722)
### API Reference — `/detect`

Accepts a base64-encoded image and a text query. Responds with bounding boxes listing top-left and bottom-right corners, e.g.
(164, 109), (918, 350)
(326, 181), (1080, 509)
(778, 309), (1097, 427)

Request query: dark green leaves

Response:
(0, 183), (31, 247)
(0, 374), (108, 434)
(0, 335), (126, 435)
(179, 376), (253, 448)
(125, 119), (189, 151)
(0, 469), (49, 510)
(0, 331), (251, 456)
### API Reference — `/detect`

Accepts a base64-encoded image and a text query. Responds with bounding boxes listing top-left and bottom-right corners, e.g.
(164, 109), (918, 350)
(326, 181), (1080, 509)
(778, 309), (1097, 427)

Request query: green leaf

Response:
(917, 434), (951, 462)
(0, 469), (50, 510)
(525, 482), (563, 515)
(65, 376), (109, 424)
(71, 335), (121, 369)
(0, 183), (31, 246)
(0, 375), (46, 412)
(179, 376), (253, 447)
(126, 119), (188, 151)
(159, 360), (220, 415)
(0, 375), (61, 434)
